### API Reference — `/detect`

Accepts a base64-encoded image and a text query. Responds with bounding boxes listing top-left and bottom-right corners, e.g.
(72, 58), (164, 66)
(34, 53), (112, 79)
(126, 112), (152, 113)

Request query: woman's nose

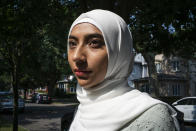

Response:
(72, 45), (86, 63)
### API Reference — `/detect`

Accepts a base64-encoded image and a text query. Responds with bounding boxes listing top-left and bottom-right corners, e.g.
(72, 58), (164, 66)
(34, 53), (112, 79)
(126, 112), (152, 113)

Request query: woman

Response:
(67, 9), (180, 131)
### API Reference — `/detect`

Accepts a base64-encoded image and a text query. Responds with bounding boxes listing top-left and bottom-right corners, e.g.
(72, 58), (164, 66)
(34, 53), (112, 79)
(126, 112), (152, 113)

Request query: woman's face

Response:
(68, 23), (108, 89)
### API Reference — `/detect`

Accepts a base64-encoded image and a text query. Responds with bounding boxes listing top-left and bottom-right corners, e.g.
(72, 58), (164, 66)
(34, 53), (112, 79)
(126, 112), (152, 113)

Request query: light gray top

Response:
(120, 104), (176, 131)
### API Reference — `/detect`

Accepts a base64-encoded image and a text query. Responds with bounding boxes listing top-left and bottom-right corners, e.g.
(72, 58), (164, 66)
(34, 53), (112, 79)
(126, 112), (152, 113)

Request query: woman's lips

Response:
(74, 69), (92, 77)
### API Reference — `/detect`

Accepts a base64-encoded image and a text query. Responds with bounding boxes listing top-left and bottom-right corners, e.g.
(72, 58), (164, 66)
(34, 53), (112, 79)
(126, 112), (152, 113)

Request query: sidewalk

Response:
(25, 98), (79, 104)
(52, 98), (79, 104)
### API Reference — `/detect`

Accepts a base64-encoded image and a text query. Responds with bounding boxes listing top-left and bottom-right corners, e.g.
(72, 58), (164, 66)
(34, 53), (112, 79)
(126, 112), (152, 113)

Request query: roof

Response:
(57, 78), (69, 83)
(174, 97), (196, 103)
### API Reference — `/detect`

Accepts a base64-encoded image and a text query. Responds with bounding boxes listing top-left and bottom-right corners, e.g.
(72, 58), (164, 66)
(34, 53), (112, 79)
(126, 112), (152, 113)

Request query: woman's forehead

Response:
(70, 22), (102, 35)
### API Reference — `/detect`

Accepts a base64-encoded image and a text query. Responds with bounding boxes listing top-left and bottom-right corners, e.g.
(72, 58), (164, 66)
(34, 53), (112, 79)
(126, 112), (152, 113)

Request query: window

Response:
(59, 83), (64, 89)
(191, 98), (196, 105)
(172, 61), (180, 71)
(178, 98), (196, 105)
(178, 99), (189, 105)
(155, 63), (162, 73)
(70, 87), (76, 93)
(172, 84), (180, 96)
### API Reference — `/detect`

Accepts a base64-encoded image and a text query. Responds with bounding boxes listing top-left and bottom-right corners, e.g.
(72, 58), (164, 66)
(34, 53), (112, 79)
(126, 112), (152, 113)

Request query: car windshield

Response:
(178, 98), (196, 105)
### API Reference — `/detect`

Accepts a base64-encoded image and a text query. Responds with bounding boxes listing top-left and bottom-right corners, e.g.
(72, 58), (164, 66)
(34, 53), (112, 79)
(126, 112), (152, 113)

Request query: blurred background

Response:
(0, 0), (196, 130)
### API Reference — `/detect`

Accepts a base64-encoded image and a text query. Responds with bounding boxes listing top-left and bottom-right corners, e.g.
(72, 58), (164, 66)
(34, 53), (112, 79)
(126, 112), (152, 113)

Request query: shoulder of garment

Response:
(119, 104), (177, 131)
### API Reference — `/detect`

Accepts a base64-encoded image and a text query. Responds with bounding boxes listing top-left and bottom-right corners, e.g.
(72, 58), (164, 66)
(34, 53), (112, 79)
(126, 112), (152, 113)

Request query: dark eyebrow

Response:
(85, 33), (103, 40)
(69, 33), (104, 41)
(69, 35), (78, 41)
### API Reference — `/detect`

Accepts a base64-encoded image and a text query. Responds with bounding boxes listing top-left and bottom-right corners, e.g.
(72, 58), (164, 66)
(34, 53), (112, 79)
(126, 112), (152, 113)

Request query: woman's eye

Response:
(88, 40), (103, 48)
(69, 41), (77, 49)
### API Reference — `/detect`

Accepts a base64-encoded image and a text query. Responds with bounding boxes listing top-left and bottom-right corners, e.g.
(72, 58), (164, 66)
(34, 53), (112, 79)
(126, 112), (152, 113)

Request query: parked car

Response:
(170, 105), (185, 131)
(172, 97), (196, 123)
(31, 92), (38, 103)
(31, 93), (52, 104)
(0, 92), (25, 112)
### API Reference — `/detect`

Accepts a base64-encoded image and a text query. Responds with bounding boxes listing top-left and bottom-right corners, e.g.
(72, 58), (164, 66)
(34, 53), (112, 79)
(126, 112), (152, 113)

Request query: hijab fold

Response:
(68, 9), (179, 131)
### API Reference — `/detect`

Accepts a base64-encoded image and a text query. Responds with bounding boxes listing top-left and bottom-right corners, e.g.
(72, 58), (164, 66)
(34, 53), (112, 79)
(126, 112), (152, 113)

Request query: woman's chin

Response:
(77, 76), (105, 90)
(78, 82), (97, 90)
(79, 82), (94, 90)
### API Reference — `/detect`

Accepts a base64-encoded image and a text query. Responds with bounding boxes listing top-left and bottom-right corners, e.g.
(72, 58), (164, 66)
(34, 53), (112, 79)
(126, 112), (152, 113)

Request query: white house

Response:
(128, 53), (148, 87)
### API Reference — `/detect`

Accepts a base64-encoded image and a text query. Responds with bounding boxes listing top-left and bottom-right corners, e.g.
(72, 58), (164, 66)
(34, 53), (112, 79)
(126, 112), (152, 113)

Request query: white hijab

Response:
(68, 9), (179, 131)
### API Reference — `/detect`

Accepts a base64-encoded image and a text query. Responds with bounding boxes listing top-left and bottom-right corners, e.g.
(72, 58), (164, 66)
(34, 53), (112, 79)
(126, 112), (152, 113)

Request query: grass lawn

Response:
(0, 115), (28, 131)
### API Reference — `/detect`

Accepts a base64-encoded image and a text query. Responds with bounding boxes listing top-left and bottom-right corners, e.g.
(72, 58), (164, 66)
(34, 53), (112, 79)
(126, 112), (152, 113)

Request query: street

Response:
(1, 103), (196, 131)
(1, 103), (78, 131)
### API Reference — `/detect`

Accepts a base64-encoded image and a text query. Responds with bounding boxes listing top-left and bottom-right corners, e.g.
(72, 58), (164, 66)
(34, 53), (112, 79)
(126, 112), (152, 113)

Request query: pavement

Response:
(25, 97), (79, 104)
(1, 102), (78, 131)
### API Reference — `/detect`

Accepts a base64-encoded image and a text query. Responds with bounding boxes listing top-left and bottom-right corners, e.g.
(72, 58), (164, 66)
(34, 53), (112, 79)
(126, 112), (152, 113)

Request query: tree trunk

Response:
(24, 88), (27, 100)
(47, 79), (57, 97)
(143, 53), (159, 98)
(12, 64), (18, 131)
(185, 59), (190, 96)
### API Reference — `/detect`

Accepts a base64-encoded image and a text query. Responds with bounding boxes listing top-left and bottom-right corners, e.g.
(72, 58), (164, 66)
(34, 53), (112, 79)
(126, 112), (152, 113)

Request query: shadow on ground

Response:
(0, 104), (77, 131)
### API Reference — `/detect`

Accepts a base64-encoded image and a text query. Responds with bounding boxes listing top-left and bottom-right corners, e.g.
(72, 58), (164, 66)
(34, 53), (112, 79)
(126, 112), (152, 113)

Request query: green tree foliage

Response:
(0, 0), (76, 130)
(129, 0), (196, 57)
(0, 56), (11, 90)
